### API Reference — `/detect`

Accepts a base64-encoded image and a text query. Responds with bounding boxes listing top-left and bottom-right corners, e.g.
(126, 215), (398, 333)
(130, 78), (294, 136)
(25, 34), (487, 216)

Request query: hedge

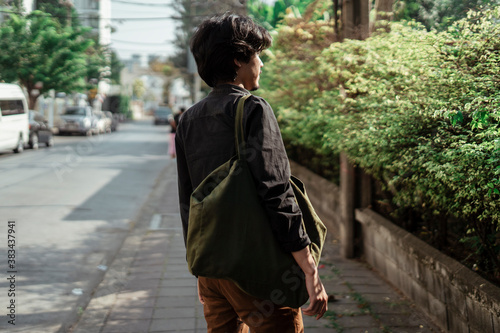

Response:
(259, 3), (500, 281)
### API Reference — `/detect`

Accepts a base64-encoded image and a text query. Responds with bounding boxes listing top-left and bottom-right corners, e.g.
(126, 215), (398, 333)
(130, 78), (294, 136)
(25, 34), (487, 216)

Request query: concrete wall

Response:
(290, 161), (340, 235)
(290, 161), (500, 333)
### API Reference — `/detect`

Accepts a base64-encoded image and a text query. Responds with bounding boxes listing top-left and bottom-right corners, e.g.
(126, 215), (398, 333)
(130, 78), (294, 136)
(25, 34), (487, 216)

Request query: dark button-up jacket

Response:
(175, 84), (310, 252)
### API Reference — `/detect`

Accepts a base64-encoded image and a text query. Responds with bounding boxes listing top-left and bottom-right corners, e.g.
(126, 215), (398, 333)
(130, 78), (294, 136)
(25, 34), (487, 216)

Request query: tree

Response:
(37, 0), (122, 86)
(341, 0), (370, 40)
(169, 0), (247, 70)
(168, 0), (247, 101)
(36, 0), (81, 28)
(394, 0), (500, 31)
(375, 0), (394, 21)
(132, 78), (145, 99)
(0, 11), (93, 108)
(86, 46), (123, 86)
(372, 0), (394, 33)
(247, 0), (317, 28)
(109, 50), (124, 84)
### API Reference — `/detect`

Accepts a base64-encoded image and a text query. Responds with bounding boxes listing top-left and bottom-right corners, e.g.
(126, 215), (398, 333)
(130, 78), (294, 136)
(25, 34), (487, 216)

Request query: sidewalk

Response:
(70, 161), (443, 333)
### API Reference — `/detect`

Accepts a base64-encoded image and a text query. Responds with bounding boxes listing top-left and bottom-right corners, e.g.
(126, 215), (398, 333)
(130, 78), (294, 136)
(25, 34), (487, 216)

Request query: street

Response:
(0, 120), (172, 333)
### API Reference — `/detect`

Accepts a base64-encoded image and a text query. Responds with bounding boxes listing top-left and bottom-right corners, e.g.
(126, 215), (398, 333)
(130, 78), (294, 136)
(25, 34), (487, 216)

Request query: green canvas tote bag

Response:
(186, 94), (327, 308)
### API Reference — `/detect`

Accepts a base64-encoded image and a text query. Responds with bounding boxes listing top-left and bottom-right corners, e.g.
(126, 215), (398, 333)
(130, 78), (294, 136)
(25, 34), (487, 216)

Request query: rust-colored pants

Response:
(198, 277), (304, 333)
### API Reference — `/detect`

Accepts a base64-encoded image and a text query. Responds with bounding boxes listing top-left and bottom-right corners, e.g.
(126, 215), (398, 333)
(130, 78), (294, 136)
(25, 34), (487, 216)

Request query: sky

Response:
(110, 0), (178, 64)
(108, 0), (279, 65)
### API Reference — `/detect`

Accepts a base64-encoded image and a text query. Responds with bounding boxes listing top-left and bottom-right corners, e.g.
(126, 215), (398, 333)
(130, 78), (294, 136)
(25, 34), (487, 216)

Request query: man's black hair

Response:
(190, 13), (272, 87)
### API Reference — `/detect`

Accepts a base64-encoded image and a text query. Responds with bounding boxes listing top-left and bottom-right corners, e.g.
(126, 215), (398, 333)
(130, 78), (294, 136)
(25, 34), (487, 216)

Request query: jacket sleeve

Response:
(242, 96), (311, 252)
(175, 122), (192, 247)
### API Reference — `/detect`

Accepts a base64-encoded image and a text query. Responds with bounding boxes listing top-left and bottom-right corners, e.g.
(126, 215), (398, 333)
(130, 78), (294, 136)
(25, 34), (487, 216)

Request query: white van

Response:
(0, 83), (29, 153)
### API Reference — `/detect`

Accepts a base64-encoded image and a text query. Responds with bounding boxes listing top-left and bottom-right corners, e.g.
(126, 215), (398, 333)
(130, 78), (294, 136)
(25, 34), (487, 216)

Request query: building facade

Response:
(1, 1), (110, 46)
(0, 0), (34, 23)
(72, 0), (111, 45)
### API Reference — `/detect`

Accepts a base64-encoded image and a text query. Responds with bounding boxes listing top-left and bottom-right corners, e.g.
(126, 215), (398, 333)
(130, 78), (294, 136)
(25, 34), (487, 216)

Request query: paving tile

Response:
(166, 254), (188, 260)
(116, 289), (153, 298)
(155, 296), (199, 308)
(303, 328), (338, 332)
(129, 264), (166, 273)
(378, 313), (418, 327)
(114, 295), (157, 308)
(338, 269), (378, 279)
(194, 320), (207, 331)
(162, 271), (194, 279)
(134, 253), (168, 261)
(160, 279), (197, 288)
(302, 315), (331, 329)
(164, 264), (190, 272)
(363, 293), (400, 304)
(151, 331), (201, 333)
(329, 301), (364, 315)
(132, 258), (167, 267)
(165, 257), (188, 265)
(341, 328), (377, 333)
(349, 284), (395, 294)
(152, 307), (197, 319)
(334, 315), (380, 328)
(157, 286), (197, 297)
(370, 301), (413, 315)
(101, 319), (151, 333)
(383, 328), (434, 333)
(342, 277), (387, 285)
(121, 278), (161, 291)
(149, 318), (196, 331)
(108, 306), (155, 320)
(323, 281), (351, 296)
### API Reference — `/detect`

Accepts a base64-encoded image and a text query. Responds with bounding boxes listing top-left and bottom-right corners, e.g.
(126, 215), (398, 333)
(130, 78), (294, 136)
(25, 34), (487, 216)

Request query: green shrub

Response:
(260, 4), (500, 280)
(119, 94), (132, 119)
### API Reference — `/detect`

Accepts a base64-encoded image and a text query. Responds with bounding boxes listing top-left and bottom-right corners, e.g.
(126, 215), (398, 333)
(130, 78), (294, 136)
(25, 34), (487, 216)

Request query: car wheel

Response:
(30, 133), (39, 150)
(46, 135), (54, 147)
(13, 135), (24, 153)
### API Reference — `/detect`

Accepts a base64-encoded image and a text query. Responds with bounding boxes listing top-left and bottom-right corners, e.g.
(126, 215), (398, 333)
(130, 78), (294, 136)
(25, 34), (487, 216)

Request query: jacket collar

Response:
(211, 84), (250, 96)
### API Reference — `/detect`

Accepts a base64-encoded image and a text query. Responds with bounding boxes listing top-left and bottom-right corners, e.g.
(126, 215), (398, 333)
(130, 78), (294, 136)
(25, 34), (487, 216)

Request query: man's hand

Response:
(301, 271), (328, 319)
(292, 246), (328, 319)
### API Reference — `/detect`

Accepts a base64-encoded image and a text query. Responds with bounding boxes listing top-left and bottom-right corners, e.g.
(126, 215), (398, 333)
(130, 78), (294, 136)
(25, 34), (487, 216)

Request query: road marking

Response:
(149, 213), (182, 231)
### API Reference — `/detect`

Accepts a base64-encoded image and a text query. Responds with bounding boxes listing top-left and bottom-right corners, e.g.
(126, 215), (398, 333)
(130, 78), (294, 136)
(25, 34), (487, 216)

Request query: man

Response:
(175, 13), (328, 332)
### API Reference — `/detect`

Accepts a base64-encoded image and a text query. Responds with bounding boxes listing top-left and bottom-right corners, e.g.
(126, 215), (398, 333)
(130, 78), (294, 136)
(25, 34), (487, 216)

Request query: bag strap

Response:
(235, 94), (252, 160)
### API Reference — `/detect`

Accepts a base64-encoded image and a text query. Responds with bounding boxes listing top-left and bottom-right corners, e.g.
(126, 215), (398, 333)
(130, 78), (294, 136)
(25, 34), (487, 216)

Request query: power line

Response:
(111, 39), (174, 45)
(111, 0), (173, 7)
(0, 9), (183, 21)
(111, 16), (179, 21)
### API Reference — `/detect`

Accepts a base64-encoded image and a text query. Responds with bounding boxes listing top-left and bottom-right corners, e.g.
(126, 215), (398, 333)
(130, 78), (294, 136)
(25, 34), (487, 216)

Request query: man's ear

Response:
(234, 58), (242, 68)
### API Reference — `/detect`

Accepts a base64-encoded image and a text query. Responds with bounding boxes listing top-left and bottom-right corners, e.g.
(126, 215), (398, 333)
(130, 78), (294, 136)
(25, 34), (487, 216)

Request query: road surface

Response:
(0, 120), (172, 332)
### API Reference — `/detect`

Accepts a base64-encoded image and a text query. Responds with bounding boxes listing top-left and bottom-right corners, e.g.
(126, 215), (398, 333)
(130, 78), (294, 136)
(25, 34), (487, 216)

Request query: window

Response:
(63, 107), (87, 116)
(89, 13), (99, 29)
(0, 100), (25, 116)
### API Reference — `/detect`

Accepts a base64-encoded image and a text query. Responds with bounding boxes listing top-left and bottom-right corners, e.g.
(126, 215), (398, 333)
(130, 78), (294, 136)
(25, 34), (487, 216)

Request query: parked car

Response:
(93, 110), (111, 134)
(153, 106), (172, 125)
(28, 110), (54, 149)
(0, 83), (29, 153)
(103, 111), (119, 132)
(57, 106), (95, 136)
